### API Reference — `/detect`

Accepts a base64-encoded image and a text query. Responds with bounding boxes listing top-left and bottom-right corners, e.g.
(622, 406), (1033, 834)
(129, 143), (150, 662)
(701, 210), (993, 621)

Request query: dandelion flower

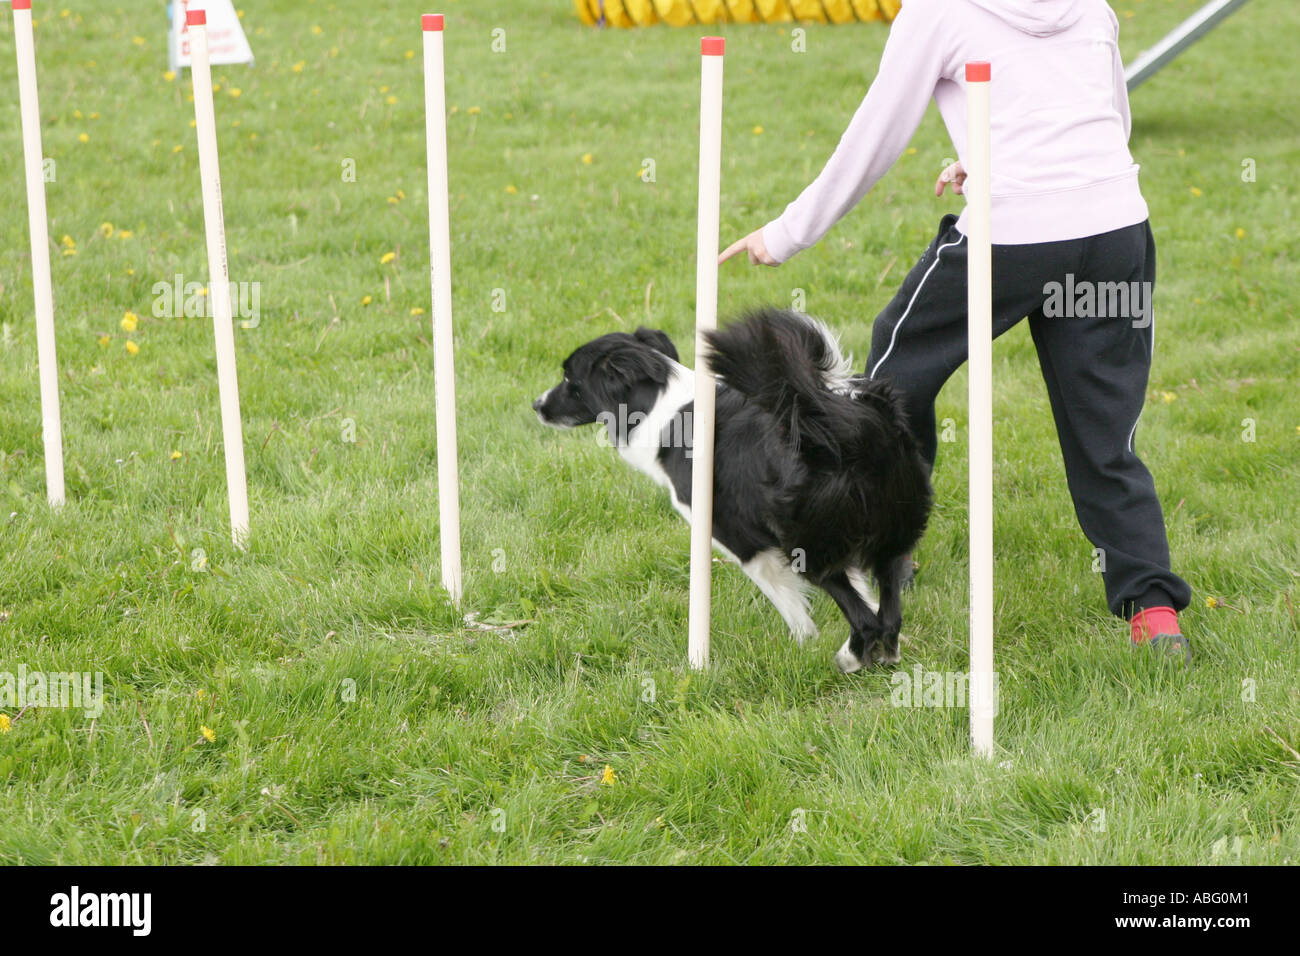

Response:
(505, 184), (518, 194)
(385, 95), (397, 105)
(467, 106), (481, 115)
(409, 307), (424, 316)
(1235, 228), (1245, 240)
(119, 230), (134, 240)
(97, 334), (111, 348)
(170, 450), (183, 461)
(229, 88), (242, 98)
(753, 125), (764, 135)
(1160, 391), (1177, 404)
(405, 50), (415, 59)
(98, 222), (114, 238)
(164, 70), (176, 82)
(291, 61), (305, 73)
(201, 725), (216, 742)
(61, 235), (75, 248)
(361, 295), (373, 306)
(600, 765), (616, 786)
(1205, 596), (1220, 608)
(78, 132), (89, 143)
(120, 311), (139, 332)
(581, 152), (593, 165)
(173, 144), (183, 153)
(132, 36), (145, 46)
(1189, 186), (1203, 197)
(125, 340), (140, 356)
(380, 252), (396, 264)
(386, 196), (399, 205)
(0, 715), (10, 733)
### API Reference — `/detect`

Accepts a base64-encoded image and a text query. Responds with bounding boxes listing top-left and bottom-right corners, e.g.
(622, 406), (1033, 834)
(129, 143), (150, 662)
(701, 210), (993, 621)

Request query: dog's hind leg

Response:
(739, 549), (817, 644)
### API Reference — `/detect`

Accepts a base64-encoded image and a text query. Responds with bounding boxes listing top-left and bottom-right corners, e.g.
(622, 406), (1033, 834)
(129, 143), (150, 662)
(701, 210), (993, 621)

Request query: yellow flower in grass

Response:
(1205, 596), (1220, 608)
(172, 144), (183, 154)
(170, 450), (183, 461)
(120, 311), (139, 332)
(291, 61), (305, 73)
(409, 307), (424, 316)
(78, 132), (89, 143)
(505, 185), (518, 194)
(98, 222), (114, 238)
(752, 125), (764, 135)
(0, 714), (10, 733)
(61, 235), (75, 248)
(1160, 391), (1177, 404)
(361, 295), (373, 306)
(467, 106), (481, 115)
(125, 340), (140, 356)
(1189, 186), (1203, 197)
(600, 765), (616, 786)
(62, 247), (78, 257)
(97, 334), (111, 348)
(311, 24), (323, 35)
(385, 95), (397, 105)
(164, 70), (176, 82)
(132, 36), (145, 46)
(119, 230), (133, 240)
(405, 50), (415, 59)
(386, 196), (399, 205)
(201, 725), (216, 742)
(1235, 228), (1245, 240)
(581, 152), (593, 165)
(380, 252), (396, 265)
(229, 88), (242, 98)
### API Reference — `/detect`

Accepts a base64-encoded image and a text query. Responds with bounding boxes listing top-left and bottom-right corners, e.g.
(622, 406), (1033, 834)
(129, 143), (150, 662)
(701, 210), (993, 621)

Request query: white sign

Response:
(168, 0), (254, 71)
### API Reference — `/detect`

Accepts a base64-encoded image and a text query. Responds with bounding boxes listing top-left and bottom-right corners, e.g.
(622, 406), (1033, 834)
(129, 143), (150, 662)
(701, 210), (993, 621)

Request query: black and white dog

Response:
(532, 307), (932, 672)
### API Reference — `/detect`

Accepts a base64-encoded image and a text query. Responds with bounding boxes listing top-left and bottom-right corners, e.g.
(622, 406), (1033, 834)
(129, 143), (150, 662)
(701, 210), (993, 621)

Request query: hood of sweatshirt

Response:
(964, 0), (1086, 36)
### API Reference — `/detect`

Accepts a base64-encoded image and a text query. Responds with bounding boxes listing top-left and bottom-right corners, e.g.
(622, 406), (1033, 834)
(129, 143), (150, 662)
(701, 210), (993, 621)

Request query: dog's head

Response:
(533, 327), (679, 432)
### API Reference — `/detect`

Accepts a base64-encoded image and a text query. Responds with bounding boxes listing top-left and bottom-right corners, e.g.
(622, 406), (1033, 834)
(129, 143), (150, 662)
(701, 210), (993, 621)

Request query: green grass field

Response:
(1, 0), (1296, 864)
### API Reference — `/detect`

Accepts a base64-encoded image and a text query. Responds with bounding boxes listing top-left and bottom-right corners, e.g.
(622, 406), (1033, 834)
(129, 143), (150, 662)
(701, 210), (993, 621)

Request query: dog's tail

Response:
(705, 307), (899, 461)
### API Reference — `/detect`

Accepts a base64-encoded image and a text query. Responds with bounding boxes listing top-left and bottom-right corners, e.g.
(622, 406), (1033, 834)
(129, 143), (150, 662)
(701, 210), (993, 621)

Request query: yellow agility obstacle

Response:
(573, 0), (900, 27)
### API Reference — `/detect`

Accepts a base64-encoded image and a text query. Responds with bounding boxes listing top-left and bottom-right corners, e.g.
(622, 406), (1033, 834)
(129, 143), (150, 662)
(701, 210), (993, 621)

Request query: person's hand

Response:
(719, 228), (778, 267)
(935, 160), (966, 197)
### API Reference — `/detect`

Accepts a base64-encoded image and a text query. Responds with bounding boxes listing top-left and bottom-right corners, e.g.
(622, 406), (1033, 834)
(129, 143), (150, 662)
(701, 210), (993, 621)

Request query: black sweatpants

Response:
(865, 213), (1191, 618)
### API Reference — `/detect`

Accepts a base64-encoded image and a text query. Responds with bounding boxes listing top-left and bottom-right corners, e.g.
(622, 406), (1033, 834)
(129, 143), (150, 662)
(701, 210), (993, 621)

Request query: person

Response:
(719, 0), (1192, 661)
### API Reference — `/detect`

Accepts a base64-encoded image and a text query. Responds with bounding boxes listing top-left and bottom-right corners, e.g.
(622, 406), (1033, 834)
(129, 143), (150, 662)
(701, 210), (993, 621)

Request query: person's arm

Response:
(741, 5), (949, 266)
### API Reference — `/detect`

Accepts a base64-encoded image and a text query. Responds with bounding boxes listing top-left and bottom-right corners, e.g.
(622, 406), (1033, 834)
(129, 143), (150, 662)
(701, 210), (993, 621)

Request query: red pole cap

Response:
(701, 36), (724, 57)
(13, 0), (33, 11)
(423, 14), (444, 31)
(186, 9), (207, 26)
(966, 61), (991, 82)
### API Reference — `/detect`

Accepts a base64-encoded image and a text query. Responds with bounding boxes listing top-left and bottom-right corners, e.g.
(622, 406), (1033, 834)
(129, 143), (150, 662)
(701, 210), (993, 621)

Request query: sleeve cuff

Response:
(761, 218), (800, 265)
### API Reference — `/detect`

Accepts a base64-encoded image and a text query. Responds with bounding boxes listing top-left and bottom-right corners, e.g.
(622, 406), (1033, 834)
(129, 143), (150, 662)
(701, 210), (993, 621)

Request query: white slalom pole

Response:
(188, 8), (250, 548)
(688, 37), (724, 670)
(423, 13), (463, 604)
(965, 61), (995, 757)
(11, 0), (65, 507)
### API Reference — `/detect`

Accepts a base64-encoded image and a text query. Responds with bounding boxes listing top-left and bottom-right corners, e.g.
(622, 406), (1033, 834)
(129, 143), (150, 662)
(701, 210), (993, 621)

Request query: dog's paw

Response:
(834, 639), (864, 674)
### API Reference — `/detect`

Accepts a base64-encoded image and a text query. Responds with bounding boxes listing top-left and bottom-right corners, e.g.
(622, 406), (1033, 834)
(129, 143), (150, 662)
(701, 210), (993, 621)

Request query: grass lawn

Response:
(0, 0), (1296, 864)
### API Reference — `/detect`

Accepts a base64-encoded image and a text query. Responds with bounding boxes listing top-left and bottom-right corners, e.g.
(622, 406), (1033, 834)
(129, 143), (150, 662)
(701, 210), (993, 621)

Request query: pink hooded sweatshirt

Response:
(761, 0), (1147, 262)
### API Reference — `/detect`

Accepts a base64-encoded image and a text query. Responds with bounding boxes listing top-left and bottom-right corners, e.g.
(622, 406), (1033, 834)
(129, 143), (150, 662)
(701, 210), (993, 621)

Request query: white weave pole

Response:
(423, 13), (463, 604)
(11, 0), (65, 508)
(688, 37), (725, 670)
(188, 7), (250, 548)
(965, 61), (995, 757)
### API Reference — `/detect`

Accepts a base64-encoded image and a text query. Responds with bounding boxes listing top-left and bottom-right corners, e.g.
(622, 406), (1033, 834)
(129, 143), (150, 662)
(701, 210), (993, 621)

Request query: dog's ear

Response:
(596, 345), (670, 391)
(633, 327), (679, 362)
